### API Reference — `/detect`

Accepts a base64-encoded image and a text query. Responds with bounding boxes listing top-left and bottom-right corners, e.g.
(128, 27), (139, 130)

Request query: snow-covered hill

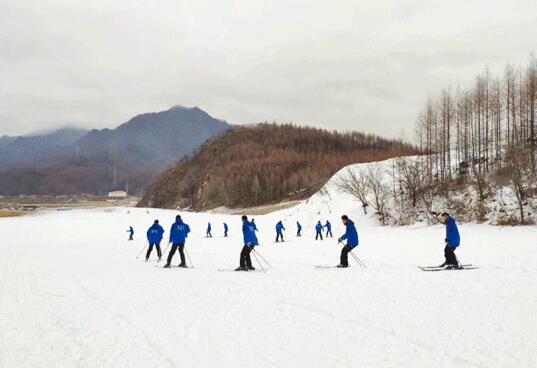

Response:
(1, 204), (536, 368)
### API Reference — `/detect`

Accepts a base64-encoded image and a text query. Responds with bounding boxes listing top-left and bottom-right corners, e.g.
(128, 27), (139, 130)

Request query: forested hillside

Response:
(139, 123), (417, 210)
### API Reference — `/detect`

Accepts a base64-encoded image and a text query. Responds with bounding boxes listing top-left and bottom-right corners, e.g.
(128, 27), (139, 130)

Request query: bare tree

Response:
(366, 166), (390, 225)
(335, 168), (369, 214)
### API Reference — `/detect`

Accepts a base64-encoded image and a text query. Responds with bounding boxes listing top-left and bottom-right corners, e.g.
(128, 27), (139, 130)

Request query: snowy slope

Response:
(1, 205), (536, 368)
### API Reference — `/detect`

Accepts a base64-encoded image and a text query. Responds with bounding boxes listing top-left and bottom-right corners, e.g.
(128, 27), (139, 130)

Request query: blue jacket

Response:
(146, 224), (164, 244)
(297, 222), (302, 231)
(169, 220), (191, 244)
(324, 222), (332, 231)
(276, 222), (285, 233)
(445, 217), (460, 248)
(315, 223), (323, 232)
(243, 221), (258, 247)
(128, 227), (134, 235)
(251, 221), (258, 231)
(224, 223), (229, 232)
(340, 219), (359, 248)
(207, 223), (212, 232)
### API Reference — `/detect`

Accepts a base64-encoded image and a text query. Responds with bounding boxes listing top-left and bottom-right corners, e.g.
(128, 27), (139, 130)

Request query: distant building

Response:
(108, 191), (128, 199)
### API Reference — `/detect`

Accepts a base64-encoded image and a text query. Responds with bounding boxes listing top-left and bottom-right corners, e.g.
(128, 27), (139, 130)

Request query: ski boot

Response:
(163, 263), (171, 268)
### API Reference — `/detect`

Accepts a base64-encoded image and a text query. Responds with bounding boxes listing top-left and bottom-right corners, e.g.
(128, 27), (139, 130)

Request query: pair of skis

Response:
(418, 264), (479, 272)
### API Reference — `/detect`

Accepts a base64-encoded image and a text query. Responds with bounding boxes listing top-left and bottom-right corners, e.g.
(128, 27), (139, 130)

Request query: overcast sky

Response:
(1, 0), (536, 139)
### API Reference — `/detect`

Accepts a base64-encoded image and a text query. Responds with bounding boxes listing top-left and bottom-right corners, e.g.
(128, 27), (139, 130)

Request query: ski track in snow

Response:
(1, 207), (536, 368)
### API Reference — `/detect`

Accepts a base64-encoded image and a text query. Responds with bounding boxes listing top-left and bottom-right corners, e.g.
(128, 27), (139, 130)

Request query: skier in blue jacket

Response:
(224, 222), (229, 237)
(315, 221), (324, 240)
(206, 222), (212, 238)
(127, 226), (134, 241)
(236, 215), (257, 271)
(324, 220), (333, 237)
(146, 220), (164, 262)
(439, 212), (461, 268)
(337, 215), (359, 268)
(275, 221), (285, 242)
(296, 221), (302, 237)
(164, 215), (191, 268)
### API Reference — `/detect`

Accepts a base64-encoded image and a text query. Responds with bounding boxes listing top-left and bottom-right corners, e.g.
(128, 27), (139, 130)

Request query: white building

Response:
(107, 191), (128, 199)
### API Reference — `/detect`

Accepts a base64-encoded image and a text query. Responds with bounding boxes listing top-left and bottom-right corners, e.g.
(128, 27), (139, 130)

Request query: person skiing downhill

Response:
(315, 221), (324, 240)
(275, 221), (285, 242)
(127, 226), (134, 241)
(324, 220), (333, 237)
(224, 222), (229, 237)
(297, 221), (302, 237)
(206, 222), (212, 238)
(337, 215), (359, 268)
(439, 212), (461, 268)
(164, 215), (191, 268)
(236, 215), (257, 271)
(146, 220), (164, 262)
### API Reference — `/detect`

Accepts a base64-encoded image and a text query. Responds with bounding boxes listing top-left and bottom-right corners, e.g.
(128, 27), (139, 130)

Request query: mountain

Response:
(74, 106), (231, 168)
(139, 123), (419, 210)
(0, 128), (88, 168)
(0, 106), (233, 196)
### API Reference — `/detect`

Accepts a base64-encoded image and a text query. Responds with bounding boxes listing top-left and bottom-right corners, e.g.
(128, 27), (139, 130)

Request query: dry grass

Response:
(0, 210), (26, 218)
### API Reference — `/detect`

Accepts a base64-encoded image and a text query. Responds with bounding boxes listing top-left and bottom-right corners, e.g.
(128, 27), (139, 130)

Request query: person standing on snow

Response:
(127, 226), (134, 241)
(206, 222), (212, 238)
(337, 215), (359, 268)
(275, 221), (285, 242)
(315, 221), (324, 240)
(164, 215), (191, 268)
(297, 221), (302, 237)
(236, 215), (257, 271)
(146, 220), (164, 262)
(439, 212), (461, 268)
(324, 220), (333, 237)
(224, 222), (229, 237)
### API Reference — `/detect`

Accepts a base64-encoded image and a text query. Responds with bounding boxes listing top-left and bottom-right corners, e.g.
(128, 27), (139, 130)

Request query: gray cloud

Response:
(1, 0), (536, 139)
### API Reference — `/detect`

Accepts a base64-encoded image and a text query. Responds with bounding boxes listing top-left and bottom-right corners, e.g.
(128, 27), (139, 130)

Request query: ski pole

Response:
(252, 248), (273, 269)
(136, 243), (148, 259)
(350, 251), (366, 269)
(185, 247), (194, 268)
(162, 243), (171, 257)
(251, 250), (265, 272)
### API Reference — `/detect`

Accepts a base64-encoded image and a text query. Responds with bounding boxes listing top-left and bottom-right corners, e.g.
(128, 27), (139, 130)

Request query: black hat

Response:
(176, 215), (182, 220)
(441, 212), (449, 217)
(341, 215), (349, 221)
(154, 219), (159, 224)
(241, 215), (248, 221)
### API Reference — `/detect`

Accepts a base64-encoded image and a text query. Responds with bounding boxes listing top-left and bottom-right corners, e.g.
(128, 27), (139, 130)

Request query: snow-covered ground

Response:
(1, 204), (536, 368)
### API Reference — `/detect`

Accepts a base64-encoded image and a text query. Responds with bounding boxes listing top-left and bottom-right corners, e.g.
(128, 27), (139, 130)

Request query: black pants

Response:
(444, 245), (458, 265)
(297, 230), (301, 237)
(276, 233), (284, 242)
(146, 243), (162, 259)
(224, 231), (228, 237)
(167, 243), (186, 266)
(340, 245), (353, 267)
(316, 231), (323, 240)
(207, 232), (212, 237)
(326, 230), (333, 237)
(128, 235), (133, 241)
(240, 246), (253, 269)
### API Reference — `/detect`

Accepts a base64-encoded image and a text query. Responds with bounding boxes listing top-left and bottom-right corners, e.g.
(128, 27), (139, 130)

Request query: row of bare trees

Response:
(416, 54), (537, 180)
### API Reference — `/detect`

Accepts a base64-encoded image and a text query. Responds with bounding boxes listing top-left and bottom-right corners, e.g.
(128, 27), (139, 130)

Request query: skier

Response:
(206, 222), (212, 238)
(224, 222), (229, 237)
(324, 220), (333, 237)
(164, 215), (191, 268)
(315, 221), (324, 240)
(296, 221), (302, 237)
(337, 215), (359, 268)
(236, 215), (257, 271)
(146, 220), (164, 262)
(439, 212), (461, 268)
(275, 221), (285, 242)
(127, 226), (134, 241)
